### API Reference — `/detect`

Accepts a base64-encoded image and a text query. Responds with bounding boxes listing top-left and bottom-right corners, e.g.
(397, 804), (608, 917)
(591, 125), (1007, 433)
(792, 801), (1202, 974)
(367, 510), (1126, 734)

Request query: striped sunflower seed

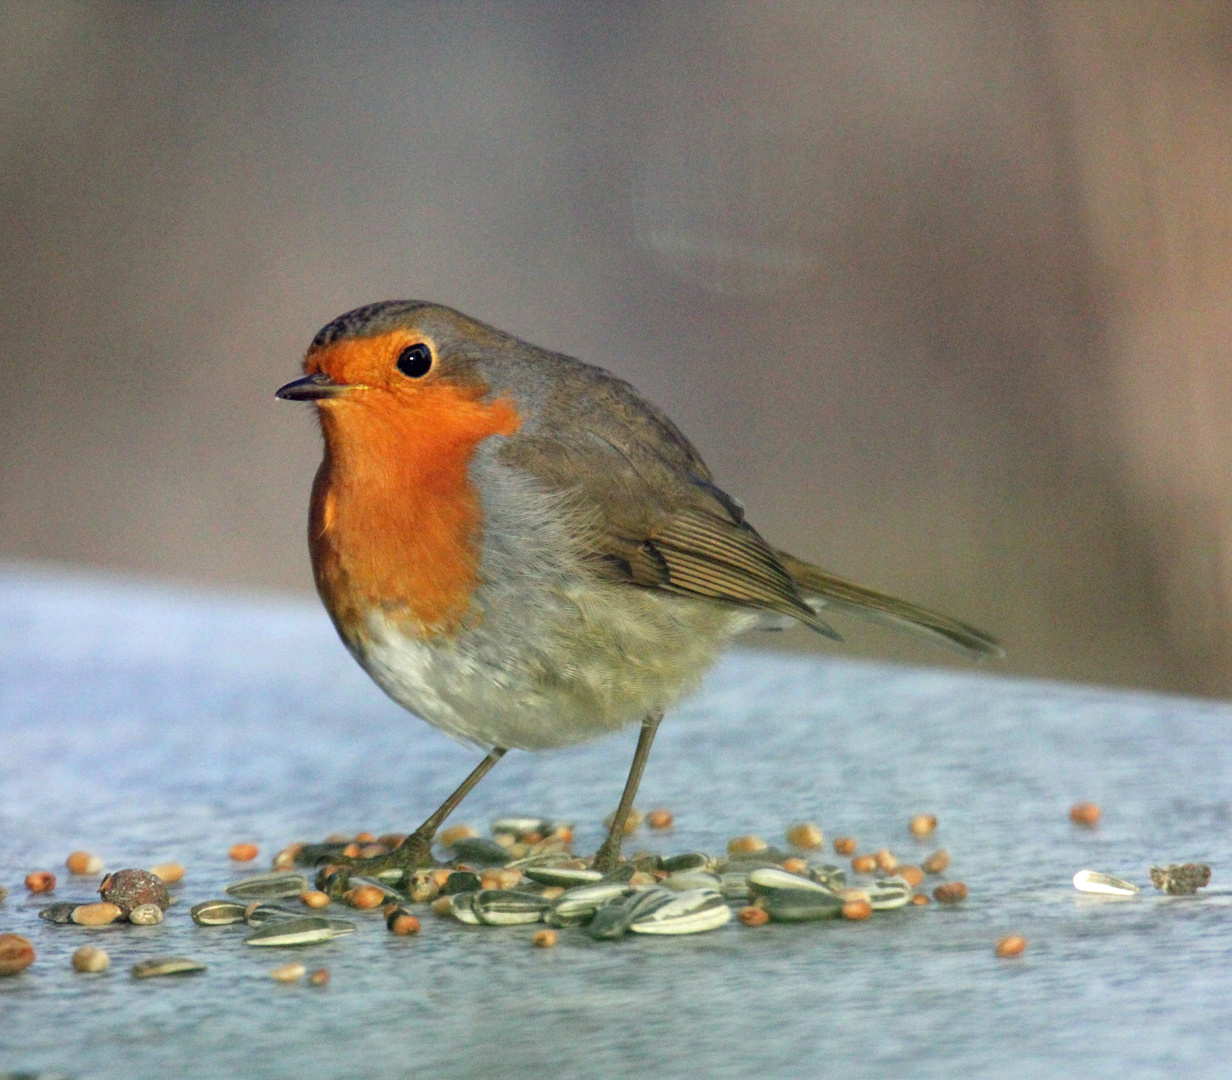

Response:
(245, 916), (357, 946)
(225, 873), (311, 900)
(190, 900), (247, 926)
(131, 956), (206, 978)
(471, 889), (552, 926)
(629, 888), (733, 935)
(1073, 870), (1139, 896)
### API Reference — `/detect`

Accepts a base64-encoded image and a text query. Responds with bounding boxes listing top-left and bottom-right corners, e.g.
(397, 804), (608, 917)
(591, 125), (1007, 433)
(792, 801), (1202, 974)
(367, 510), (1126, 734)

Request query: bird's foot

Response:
(592, 835), (625, 876)
(314, 832), (435, 896)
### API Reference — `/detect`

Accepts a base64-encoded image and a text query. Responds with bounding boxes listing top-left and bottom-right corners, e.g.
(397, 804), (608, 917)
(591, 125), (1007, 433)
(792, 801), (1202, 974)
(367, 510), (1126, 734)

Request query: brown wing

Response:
(499, 430), (840, 638)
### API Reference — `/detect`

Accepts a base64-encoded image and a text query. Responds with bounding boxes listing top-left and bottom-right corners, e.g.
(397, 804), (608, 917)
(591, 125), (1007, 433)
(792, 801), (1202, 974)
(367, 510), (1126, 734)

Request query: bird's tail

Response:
(775, 550), (1004, 659)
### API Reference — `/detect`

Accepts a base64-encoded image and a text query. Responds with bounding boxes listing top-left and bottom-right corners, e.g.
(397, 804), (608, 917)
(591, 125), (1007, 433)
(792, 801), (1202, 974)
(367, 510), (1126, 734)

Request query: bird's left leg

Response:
(314, 747), (507, 891)
(593, 710), (664, 873)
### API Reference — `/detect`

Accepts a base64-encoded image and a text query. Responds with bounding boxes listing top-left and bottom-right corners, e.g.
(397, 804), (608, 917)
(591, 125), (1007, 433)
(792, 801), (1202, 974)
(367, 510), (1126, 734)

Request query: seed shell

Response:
(245, 916), (357, 946)
(244, 903), (304, 926)
(131, 956), (206, 978)
(72, 945), (110, 973)
(190, 899), (247, 926)
(472, 889), (551, 926)
(39, 902), (79, 924)
(629, 888), (732, 935)
(128, 904), (164, 925)
(448, 837), (513, 866)
(1073, 870), (1139, 896)
(225, 872), (310, 900)
(523, 866), (603, 888)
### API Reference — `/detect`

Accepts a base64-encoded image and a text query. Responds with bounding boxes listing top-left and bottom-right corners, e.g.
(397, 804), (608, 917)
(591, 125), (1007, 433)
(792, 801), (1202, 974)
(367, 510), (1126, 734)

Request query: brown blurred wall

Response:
(3, 1), (1232, 696)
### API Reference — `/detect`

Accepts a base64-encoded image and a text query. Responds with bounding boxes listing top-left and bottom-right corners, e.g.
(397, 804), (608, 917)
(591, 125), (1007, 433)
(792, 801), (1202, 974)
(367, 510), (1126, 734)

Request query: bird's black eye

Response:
(396, 342), (433, 379)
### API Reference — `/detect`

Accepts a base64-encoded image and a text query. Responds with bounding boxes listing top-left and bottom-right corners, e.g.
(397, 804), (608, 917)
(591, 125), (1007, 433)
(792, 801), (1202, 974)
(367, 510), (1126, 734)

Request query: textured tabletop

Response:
(1, 565), (1230, 1080)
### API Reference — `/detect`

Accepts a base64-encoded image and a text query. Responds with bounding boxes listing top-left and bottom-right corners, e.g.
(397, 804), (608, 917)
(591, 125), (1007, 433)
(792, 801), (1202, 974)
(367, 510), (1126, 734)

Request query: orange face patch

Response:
(305, 332), (521, 640)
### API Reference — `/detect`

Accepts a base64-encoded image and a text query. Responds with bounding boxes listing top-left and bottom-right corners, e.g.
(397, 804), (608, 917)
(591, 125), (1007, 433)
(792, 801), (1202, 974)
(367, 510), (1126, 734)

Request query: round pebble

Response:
(785, 822), (823, 849)
(996, 934), (1027, 958)
(646, 808), (674, 830)
(300, 890), (331, 909)
(1070, 802), (1101, 827)
(833, 837), (857, 856)
(25, 871), (55, 893)
(0, 934), (35, 975)
(897, 865), (924, 888)
(909, 814), (938, 837)
(874, 849), (898, 873)
(72, 945), (110, 973)
(851, 854), (877, 874)
(129, 904), (164, 925)
(270, 962), (306, 982)
(922, 850), (950, 875)
(229, 842), (259, 862)
(933, 882), (968, 904)
(726, 835), (768, 855)
(149, 862), (185, 884)
(309, 968), (330, 986)
(532, 928), (558, 947)
(66, 851), (104, 875)
(71, 902), (123, 926)
(737, 906), (770, 927)
(841, 899), (873, 921)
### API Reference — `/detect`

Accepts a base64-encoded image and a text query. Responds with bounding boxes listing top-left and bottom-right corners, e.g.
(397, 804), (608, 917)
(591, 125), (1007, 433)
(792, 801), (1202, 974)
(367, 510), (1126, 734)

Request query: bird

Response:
(276, 300), (1001, 875)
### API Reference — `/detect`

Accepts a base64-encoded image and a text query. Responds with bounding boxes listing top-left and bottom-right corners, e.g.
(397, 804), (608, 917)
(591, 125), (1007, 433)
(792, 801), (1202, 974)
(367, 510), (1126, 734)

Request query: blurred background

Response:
(3, 0), (1232, 696)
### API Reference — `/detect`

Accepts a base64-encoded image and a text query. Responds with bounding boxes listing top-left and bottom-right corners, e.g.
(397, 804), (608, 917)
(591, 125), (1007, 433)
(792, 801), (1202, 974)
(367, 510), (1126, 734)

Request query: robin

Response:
(276, 301), (1001, 874)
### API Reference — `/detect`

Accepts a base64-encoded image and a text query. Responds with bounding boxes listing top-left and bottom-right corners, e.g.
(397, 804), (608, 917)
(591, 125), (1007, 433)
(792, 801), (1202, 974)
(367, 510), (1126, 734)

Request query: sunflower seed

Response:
(808, 864), (847, 890)
(1073, 870), (1139, 896)
(38, 902), (78, 925)
(472, 889), (552, 925)
(748, 867), (835, 894)
(551, 882), (633, 919)
(629, 888), (733, 935)
(748, 869), (843, 922)
(447, 838), (513, 866)
(244, 903), (304, 926)
(718, 872), (751, 900)
(130, 956), (206, 978)
(662, 871), (723, 892)
(245, 916), (357, 946)
(867, 878), (911, 910)
(190, 899), (248, 926)
(490, 817), (556, 837)
(587, 886), (679, 940)
(449, 893), (481, 924)
(523, 866), (604, 888)
(225, 872), (310, 900)
(661, 853), (713, 874)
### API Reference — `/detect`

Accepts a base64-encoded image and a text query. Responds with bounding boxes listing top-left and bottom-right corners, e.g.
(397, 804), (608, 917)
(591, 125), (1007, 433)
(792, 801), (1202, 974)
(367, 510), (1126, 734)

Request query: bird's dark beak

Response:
(275, 372), (351, 401)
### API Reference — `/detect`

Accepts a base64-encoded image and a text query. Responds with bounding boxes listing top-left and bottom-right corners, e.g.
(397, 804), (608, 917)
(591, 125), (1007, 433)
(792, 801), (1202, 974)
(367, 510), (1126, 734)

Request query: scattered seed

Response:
(780, 857), (808, 875)
(429, 869), (454, 890)
(727, 835), (767, 855)
(190, 899), (247, 926)
(100, 869), (170, 915)
(225, 872), (310, 900)
(71, 902), (123, 926)
(271, 848), (299, 871)
(440, 871), (482, 896)
(540, 886), (565, 901)
(229, 843), (259, 862)
(353, 831), (376, 844)
(25, 871), (55, 893)
(602, 809), (644, 835)
(910, 893), (930, 906)
(738, 906), (770, 927)
(842, 900), (873, 921)
(72, 945), (110, 973)
(785, 823), (824, 850)
(1150, 863), (1211, 895)
(0, 934), (35, 975)
(66, 851), (104, 875)
(1073, 870), (1138, 896)
(874, 849), (898, 873)
(922, 850), (950, 875)
(270, 962), (306, 982)
(309, 968), (330, 986)
(439, 824), (480, 846)
(128, 904), (164, 925)
(430, 897), (454, 917)
(532, 928), (558, 947)
(478, 869), (522, 891)
(407, 876), (440, 904)
(245, 916), (356, 946)
(245, 903), (305, 926)
(345, 885), (384, 909)
(1069, 802), (1100, 827)
(0, 884), (7, 902)
(389, 912), (421, 935)
(39, 902), (77, 924)
(300, 891), (331, 909)
(131, 956), (206, 978)
(933, 882), (968, 904)
(833, 837), (857, 856)
(897, 865), (924, 888)
(995, 934), (1027, 958)
(851, 855), (876, 874)
(909, 814), (938, 837)
(149, 863), (185, 884)
(646, 808), (674, 830)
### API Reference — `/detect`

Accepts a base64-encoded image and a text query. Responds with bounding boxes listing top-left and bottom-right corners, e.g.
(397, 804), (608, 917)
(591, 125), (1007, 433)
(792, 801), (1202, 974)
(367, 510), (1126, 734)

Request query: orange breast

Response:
(309, 381), (521, 642)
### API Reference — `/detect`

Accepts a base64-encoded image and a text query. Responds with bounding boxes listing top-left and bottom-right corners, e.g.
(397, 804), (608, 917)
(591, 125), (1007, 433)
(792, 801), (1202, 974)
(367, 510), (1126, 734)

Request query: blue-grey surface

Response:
(1, 564), (1230, 1080)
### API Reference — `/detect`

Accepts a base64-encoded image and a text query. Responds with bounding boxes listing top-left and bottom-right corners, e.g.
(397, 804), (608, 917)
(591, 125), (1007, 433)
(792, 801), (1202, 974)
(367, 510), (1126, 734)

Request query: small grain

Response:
(851, 855), (876, 874)
(71, 902), (123, 926)
(149, 863), (185, 884)
(874, 849), (898, 873)
(270, 962), (306, 982)
(532, 928), (558, 947)
(727, 835), (768, 855)
(780, 857), (808, 875)
(841, 900), (873, 921)
(922, 850), (950, 875)
(389, 914), (421, 936)
(71, 945), (109, 973)
(354, 831), (377, 844)
(309, 968), (330, 986)
(910, 893), (930, 906)
(833, 837), (857, 856)
(25, 871), (55, 894)
(897, 865), (924, 888)
(737, 906), (770, 927)
(1070, 802), (1101, 827)
(439, 824), (480, 846)
(66, 851), (104, 875)
(300, 891), (331, 909)
(996, 934), (1027, 958)
(345, 884), (384, 910)
(909, 814), (938, 837)
(646, 808), (674, 830)
(229, 843), (259, 862)
(933, 882), (968, 904)
(785, 822), (824, 850)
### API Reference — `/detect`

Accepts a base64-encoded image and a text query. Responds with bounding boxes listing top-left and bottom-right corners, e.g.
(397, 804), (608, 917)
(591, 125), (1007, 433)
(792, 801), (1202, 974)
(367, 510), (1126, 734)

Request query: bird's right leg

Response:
(315, 747), (507, 893)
